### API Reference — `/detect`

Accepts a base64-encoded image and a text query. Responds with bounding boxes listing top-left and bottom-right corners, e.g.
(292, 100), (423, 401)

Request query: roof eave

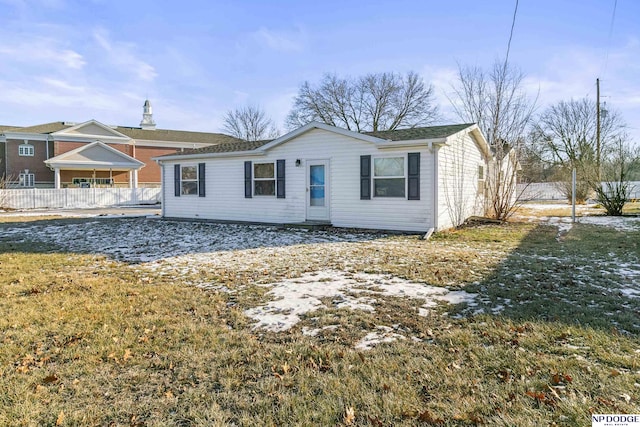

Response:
(2, 132), (52, 140)
(52, 119), (132, 140)
(130, 139), (217, 148)
(50, 134), (131, 143)
(45, 140), (145, 167)
(154, 149), (266, 163)
(258, 121), (386, 152)
(376, 138), (448, 149)
(44, 161), (144, 170)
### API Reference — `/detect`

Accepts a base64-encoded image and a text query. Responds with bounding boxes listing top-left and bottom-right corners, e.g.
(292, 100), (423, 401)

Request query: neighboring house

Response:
(155, 121), (493, 232)
(0, 101), (241, 189)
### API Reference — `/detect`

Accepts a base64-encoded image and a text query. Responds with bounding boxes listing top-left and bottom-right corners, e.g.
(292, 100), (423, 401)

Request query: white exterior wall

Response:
(437, 133), (487, 230)
(162, 128), (435, 232)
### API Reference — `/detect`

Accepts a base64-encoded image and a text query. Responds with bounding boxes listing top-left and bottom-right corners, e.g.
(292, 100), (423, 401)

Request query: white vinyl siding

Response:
(437, 132), (487, 230)
(162, 128), (434, 232)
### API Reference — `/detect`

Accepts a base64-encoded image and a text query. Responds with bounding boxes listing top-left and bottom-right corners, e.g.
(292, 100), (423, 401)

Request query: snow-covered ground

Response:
(243, 270), (477, 332)
(2, 209), (639, 347)
(0, 206), (161, 218)
(0, 217), (481, 349)
(0, 217), (374, 263)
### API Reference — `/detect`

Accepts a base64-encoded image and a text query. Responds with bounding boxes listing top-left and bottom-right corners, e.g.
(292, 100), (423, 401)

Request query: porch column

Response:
(128, 171), (133, 189)
(54, 168), (61, 189)
(132, 169), (139, 189)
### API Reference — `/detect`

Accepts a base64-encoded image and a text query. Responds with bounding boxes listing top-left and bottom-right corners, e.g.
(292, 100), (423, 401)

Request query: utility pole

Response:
(596, 78), (601, 182)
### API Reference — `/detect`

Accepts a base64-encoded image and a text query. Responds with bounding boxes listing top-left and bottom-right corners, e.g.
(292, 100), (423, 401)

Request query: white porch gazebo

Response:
(44, 141), (145, 189)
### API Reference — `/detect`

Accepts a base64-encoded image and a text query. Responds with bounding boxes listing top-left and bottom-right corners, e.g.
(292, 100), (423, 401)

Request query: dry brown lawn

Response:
(0, 214), (638, 426)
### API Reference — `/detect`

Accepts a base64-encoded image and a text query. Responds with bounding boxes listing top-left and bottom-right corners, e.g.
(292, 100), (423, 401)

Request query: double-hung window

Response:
(174, 163), (205, 197)
(253, 162), (275, 196)
(373, 157), (405, 197)
(19, 144), (34, 156)
(180, 165), (198, 195)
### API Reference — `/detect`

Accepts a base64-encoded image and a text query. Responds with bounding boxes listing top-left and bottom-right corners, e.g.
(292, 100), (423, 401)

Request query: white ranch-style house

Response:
(155, 121), (493, 232)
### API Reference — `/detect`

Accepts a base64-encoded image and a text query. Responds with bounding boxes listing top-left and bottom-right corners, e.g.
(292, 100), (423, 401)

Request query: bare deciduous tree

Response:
(591, 137), (638, 215)
(0, 168), (12, 209)
(223, 106), (280, 142)
(449, 60), (536, 220)
(286, 71), (439, 132)
(531, 98), (626, 203)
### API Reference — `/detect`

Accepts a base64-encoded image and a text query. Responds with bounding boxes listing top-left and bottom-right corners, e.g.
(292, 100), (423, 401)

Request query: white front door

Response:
(306, 160), (330, 221)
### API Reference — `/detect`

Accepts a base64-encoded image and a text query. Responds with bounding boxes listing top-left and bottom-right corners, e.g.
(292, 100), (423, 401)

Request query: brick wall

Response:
(134, 146), (179, 183)
(5, 139), (54, 184)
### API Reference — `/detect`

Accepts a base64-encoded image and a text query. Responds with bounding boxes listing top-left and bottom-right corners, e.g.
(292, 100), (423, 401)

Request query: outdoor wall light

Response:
(295, 159), (301, 167)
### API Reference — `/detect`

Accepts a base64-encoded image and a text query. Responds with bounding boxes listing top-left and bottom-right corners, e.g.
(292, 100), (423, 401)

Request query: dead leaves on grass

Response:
(343, 406), (356, 425)
(417, 409), (444, 424)
(106, 348), (134, 365)
(15, 353), (51, 373)
(55, 410), (65, 426)
(525, 372), (574, 408)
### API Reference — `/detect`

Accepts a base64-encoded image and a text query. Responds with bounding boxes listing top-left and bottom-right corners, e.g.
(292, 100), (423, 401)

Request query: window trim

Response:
(372, 155), (407, 198)
(477, 164), (486, 196)
(19, 143), (34, 157)
(253, 161), (276, 197)
(180, 164), (199, 196)
(19, 172), (35, 187)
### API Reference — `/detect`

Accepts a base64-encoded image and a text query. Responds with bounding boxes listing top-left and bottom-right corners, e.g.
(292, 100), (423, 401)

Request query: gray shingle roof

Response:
(179, 139), (272, 155)
(364, 123), (475, 141)
(0, 122), (244, 145)
(114, 127), (242, 144)
(2, 122), (68, 134)
(163, 123), (476, 157)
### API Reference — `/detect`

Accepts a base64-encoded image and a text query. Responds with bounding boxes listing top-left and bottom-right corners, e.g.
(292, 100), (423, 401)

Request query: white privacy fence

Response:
(517, 182), (640, 201)
(0, 188), (162, 210)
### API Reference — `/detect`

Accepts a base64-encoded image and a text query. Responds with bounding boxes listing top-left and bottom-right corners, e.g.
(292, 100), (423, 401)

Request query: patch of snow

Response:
(302, 324), (340, 337)
(578, 216), (640, 232)
(243, 270), (477, 331)
(521, 202), (599, 211)
(418, 307), (430, 317)
(355, 326), (406, 350)
(620, 288), (640, 298)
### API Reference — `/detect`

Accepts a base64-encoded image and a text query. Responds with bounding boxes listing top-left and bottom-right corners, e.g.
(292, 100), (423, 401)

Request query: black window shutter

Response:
(408, 152), (420, 200)
(198, 163), (206, 197)
(360, 155), (371, 200)
(244, 161), (252, 198)
(276, 159), (285, 199)
(174, 164), (181, 197)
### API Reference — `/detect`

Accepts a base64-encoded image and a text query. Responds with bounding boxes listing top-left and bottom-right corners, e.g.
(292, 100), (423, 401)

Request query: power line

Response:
(504, 0), (519, 66)
(601, 0), (618, 79)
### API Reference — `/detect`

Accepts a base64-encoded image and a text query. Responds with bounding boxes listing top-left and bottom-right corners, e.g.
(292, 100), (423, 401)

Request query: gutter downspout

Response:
(159, 161), (166, 217)
(432, 142), (439, 232)
(423, 142), (439, 240)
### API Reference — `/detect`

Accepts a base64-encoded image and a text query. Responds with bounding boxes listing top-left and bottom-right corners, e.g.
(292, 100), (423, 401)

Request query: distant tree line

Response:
(223, 64), (639, 216)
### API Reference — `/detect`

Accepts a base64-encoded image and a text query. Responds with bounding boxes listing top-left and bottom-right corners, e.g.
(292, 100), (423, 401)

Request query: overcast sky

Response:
(1, 0), (638, 142)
